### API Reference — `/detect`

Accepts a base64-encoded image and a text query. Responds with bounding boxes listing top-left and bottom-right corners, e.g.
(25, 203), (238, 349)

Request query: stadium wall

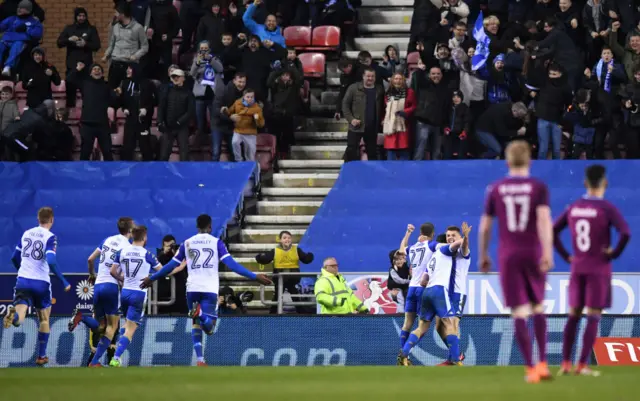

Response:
(1, 316), (639, 367)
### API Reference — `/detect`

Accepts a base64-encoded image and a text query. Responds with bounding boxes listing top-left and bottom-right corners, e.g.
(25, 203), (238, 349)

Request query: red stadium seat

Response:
(407, 51), (420, 73)
(52, 80), (66, 93)
(0, 80), (14, 90)
(173, 0), (181, 13)
(310, 26), (340, 50)
(172, 44), (180, 64)
(112, 124), (125, 146)
(283, 26), (312, 48)
(14, 81), (26, 99)
(256, 134), (276, 171)
(298, 53), (326, 79)
(17, 99), (27, 112)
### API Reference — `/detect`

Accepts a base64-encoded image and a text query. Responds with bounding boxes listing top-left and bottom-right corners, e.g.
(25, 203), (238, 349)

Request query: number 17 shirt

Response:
(172, 233), (231, 294)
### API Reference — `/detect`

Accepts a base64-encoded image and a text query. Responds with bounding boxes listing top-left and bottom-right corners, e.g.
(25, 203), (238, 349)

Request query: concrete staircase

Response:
(221, 0), (412, 312)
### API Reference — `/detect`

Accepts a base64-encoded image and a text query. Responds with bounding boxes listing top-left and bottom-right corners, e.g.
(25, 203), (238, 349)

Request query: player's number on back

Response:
(99, 246), (117, 264)
(575, 219), (591, 252)
(503, 195), (530, 232)
(190, 248), (215, 269)
(123, 258), (143, 278)
(22, 239), (44, 260)
(409, 248), (425, 269)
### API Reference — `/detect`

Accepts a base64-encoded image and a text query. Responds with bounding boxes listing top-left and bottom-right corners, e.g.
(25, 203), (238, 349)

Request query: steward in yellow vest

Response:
(255, 230), (314, 313)
(314, 257), (368, 314)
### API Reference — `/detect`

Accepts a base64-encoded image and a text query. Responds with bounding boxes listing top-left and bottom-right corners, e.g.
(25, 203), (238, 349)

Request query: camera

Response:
(170, 243), (180, 252)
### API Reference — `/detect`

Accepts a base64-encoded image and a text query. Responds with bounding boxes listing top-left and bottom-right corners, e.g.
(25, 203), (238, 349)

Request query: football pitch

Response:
(1, 366), (637, 401)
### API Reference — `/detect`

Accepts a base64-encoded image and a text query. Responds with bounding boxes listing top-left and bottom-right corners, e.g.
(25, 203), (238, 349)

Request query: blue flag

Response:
(471, 11), (490, 72)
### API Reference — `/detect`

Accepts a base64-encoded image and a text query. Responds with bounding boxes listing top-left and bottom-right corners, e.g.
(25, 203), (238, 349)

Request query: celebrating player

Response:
(399, 223), (471, 366)
(3, 207), (71, 366)
(478, 140), (554, 383)
(553, 164), (631, 376)
(140, 214), (272, 366)
(396, 222), (438, 363)
(68, 217), (134, 367)
(108, 225), (162, 367)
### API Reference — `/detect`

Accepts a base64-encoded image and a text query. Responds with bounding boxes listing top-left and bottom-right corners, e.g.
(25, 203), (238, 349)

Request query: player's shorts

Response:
(13, 277), (51, 310)
(404, 286), (424, 314)
(569, 272), (612, 310)
(419, 285), (464, 322)
(93, 283), (120, 318)
(187, 292), (219, 319)
(499, 255), (546, 308)
(120, 289), (147, 325)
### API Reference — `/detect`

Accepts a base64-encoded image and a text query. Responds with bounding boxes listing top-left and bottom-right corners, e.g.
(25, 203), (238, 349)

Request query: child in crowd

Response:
(222, 88), (264, 162)
(564, 89), (602, 159)
(443, 90), (470, 159)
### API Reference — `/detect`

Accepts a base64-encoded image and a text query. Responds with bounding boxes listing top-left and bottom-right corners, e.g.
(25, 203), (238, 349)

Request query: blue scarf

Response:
(596, 59), (614, 93)
(242, 99), (255, 107)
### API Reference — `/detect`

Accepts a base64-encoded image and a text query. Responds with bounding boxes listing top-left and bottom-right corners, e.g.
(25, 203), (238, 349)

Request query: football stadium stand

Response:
(299, 161), (640, 273)
(0, 162), (257, 273)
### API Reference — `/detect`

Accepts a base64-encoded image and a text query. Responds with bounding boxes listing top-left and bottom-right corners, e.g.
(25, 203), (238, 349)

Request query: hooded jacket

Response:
(0, 12), (42, 42)
(105, 18), (149, 62)
(536, 73), (573, 124)
(68, 65), (112, 126)
(149, 0), (180, 44)
(195, 6), (228, 54)
(0, 0), (44, 23)
(56, 8), (101, 69)
(20, 48), (61, 109)
(190, 54), (224, 98)
(113, 63), (157, 127)
(268, 67), (303, 115)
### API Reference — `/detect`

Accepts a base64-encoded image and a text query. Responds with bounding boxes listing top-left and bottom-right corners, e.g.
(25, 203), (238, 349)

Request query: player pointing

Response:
(3, 207), (71, 366)
(554, 164), (631, 376)
(140, 214), (272, 366)
(478, 140), (554, 383)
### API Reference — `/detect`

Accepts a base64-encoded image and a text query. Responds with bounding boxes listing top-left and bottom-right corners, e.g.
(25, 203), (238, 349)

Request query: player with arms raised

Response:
(3, 207), (71, 366)
(141, 214), (272, 366)
(554, 164), (631, 376)
(478, 140), (554, 383)
(108, 225), (162, 367)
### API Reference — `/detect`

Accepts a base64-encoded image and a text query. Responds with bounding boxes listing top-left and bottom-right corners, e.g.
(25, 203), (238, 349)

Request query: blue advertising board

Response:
(1, 316), (638, 367)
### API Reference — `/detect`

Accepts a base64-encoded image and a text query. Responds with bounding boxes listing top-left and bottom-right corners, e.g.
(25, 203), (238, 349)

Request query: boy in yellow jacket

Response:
(222, 88), (265, 161)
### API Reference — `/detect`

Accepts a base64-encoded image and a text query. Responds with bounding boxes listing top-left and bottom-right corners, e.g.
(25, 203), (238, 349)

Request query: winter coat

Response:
(583, 0), (610, 38)
(342, 82), (385, 133)
(535, 27), (580, 73)
(105, 19), (148, 62)
(190, 55), (224, 98)
(149, 0), (180, 44)
(336, 65), (360, 114)
(476, 102), (524, 137)
(383, 88), (416, 150)
(226, 99), (265, 135)
(157, 83), (195, 129)
(0, 0), (44, 23)
(213, 80), (244, 127)
(195, 11), (228, 54)
(113, 64), (157, 128)
(0, 14), (42, 42)
(0, 99), (19, 132)
(536, 75), (573, 124)
(20, 58), (61, 109)
(445, 102), (470, 136)
(56, 11), (101, 69)
(68, 68), (112, 126)
(564, 105), (602, 144)
(609, 30), (640, 81)
(268, 68), (303, 115)
(412, 70), (451, 126)
(623, 82), (640, 127)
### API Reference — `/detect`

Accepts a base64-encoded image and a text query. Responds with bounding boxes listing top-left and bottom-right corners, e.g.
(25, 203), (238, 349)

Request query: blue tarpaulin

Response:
(300, 161), (640, 273)
(0, 162), (256, 273)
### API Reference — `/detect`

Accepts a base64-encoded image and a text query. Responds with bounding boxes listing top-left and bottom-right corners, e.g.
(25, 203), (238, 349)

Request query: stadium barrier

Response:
(1, 315), (638, 367)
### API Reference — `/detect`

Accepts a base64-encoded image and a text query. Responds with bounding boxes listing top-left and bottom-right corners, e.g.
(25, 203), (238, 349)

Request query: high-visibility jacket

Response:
(314, 269), (368, 314)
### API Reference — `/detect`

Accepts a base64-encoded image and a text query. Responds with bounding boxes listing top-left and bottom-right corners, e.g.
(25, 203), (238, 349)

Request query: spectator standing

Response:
(475, 101), (529, 159)
(177, 0), (205, 56)
(382, 73), (415, 161)
(103, 2), (149, 90)
(608, 21), (640, 82)
(267, 67), (302, 159)
(381, 45), (406, 75)
(583, 0), (610, 67)
(564, 89), (601, 159)
(113, 64), (156, 161)
(536, 63), (573, 160)
(443, 90), (470, 159)
(534, 17), (581, 91)
(36, 104), (74, 161)
(157, 69), (195, 161)
(342, 67), (384, 162)
(56, 7), (101, 108)
(387, 250), (410, 314)
(222, 87), (265, 162)
(412, 65), (450, 160)
(243, 0), (286, 48)
(68, 62), (114, 161)
(212, 72), (246, 161)
(147, 0), (180, 81)
(0, 0), (43, 77)
(314, 257), (368, 315)
(195, 1), (228, 55)
(408, 0), (440, 54)
(255, 230), (314, 314)
(240, 35), (275, 101)
(20, 47), (61, 110)
(190, 41), (224, 153)
(0, 85), (19, 160)
(622, 67), (640, 159)
(334, 57), (359, 121)
(0, 0), (44, 23)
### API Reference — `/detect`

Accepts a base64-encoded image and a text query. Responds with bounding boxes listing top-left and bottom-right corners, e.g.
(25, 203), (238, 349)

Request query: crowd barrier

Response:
(1, 315), (638, 367)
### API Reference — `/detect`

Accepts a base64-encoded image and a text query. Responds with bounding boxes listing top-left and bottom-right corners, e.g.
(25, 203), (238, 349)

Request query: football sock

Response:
(579, 315), (601, 365)
(562, 314), (580, 363)
(446, 335), (460, 362)
(114, 336), (131, 359)
(192, 328), (204, 361)
(399, 330), (410, 348)
(200, 315), (215, 333)
(12, 313), (19, 326)
(91, 336), (112, 365)
(514, 318), (533, 367)
(401, 333), (421, 357)
(532, 313), (547, 362)
(37, 332), (49, 358)
(81, 315), (100, 331)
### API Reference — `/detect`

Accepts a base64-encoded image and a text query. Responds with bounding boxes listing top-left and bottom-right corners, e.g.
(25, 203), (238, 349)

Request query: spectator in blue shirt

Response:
(0, 0), (43, 77)
(242, 0), (285, 49)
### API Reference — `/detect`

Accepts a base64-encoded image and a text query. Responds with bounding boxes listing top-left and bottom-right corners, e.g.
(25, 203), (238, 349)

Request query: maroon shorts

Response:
(499, 254), (547, 308)
(569, 272), (612, 310)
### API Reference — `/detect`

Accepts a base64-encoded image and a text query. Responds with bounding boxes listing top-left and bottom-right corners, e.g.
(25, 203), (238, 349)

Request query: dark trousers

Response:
(65, 68), (79, 107)
(147, 42), (173, 81)
(159, 126), (189, 161)
(443, 133), (468, 159)
(80, 124), (113, 161)
(178, 2), (202, 55)
(269, 112), (295, 155)
(270, 273), (302, 314)
(121, 117), (154, 161)
(346, 128), (377, 161)
(627, 126), (640, 159)
(570, 142), (594, 159)
(107, 61), (131, 91)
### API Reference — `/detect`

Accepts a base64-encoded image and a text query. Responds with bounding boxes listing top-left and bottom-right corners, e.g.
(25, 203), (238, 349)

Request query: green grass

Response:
(0, 366), (638, 401)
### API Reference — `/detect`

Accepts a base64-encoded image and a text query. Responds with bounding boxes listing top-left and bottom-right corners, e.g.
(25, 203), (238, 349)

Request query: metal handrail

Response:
(147, 276), (176, 315)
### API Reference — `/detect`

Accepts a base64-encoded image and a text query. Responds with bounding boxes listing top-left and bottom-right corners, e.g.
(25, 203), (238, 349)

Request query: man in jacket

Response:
(267, 67), (302, 159)
(334, 57), (359, 121)
(314, 257), (369, 315)
(412, 65), (451, 160)
(20, 47), (61, 109)
(103, 2), (149, 90)
(475, 101), (528, 159)
(342, 67), (385, 162)
(68, 62), (114, 161)
(0, 0), (42, 77)
(243, 0), (285, 48)
(56, 7), (101, 108)
(536, 63), (573, 160)
(147, 0), (179, 81)
(212, 72), (246, 161)
(157, 69), (195, 161)
(195, 1), (228, 55)
(535, 17), (581, 91)
(609, 21), (640, 82)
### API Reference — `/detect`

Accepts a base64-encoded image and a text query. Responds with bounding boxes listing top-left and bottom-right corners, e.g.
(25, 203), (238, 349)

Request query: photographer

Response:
(387, 250), (410, 313)
(218, 286), (250, 315)
(156, 235), (187, 314)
